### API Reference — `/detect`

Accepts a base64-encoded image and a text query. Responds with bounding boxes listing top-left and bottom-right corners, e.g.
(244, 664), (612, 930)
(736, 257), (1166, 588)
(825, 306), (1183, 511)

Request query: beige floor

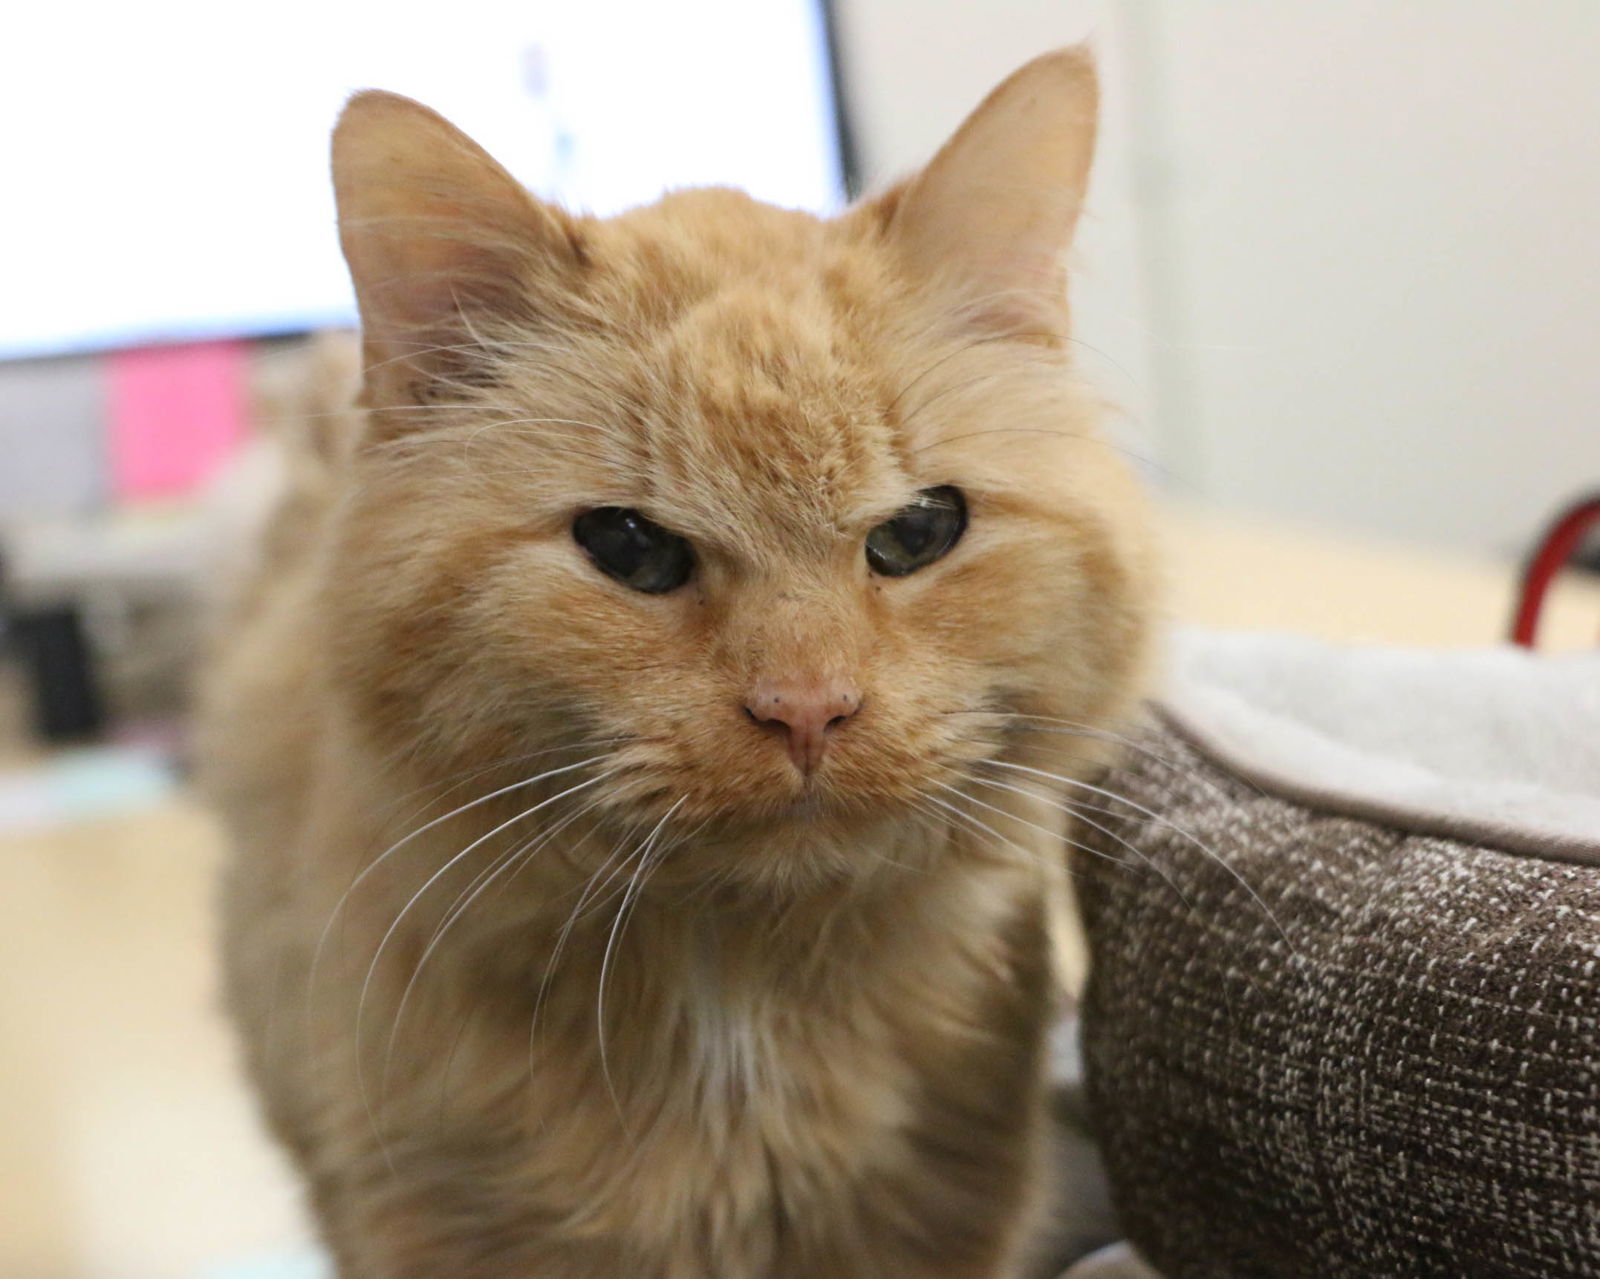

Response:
(2, 506), (1596, 1279)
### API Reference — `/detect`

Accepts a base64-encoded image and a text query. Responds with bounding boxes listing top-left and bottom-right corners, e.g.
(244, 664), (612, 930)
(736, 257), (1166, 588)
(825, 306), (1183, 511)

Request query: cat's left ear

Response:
(879, 46), (1098, 338)
(332, 90), (586, 408)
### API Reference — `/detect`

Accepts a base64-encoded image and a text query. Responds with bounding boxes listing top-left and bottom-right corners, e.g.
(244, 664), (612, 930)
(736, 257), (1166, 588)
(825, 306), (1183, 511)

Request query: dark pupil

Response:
(893, 508), (941, 557)
(866, 486), (967, 577)
(573, 508), (694, 594)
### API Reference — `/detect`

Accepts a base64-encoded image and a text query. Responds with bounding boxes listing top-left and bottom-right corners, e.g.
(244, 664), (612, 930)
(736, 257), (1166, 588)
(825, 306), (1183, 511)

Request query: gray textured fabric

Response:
(1076, 725), (1600, 1279)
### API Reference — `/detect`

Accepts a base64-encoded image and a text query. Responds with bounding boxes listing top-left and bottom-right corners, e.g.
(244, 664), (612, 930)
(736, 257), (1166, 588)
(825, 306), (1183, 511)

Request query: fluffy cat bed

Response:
(1073, 630), (1600, 1279)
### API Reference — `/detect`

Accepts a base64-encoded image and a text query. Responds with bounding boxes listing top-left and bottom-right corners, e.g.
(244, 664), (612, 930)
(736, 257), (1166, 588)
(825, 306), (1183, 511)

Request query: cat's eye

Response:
(865, 486), (967, 577)
(572, 508), (695, 594)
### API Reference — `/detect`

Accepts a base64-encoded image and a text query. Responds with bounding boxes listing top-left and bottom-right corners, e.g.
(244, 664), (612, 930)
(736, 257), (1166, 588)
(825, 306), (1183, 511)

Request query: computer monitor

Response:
(2, 0), (853, 361)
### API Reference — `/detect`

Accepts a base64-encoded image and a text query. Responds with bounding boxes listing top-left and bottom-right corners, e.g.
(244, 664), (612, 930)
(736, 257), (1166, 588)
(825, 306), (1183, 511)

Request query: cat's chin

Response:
(620, 788), (938, 892)
(773, 793), (831, 823)
(688, 782), (924, 838)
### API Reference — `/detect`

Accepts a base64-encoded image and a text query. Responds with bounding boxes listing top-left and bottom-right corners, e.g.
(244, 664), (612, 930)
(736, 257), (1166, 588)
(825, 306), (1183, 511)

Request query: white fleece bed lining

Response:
(1158, 631), (1600, 866)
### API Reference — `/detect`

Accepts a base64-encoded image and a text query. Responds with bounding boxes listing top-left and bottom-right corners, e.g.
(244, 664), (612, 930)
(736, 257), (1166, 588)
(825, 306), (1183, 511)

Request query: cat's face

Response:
(324, 52), (1155, 879)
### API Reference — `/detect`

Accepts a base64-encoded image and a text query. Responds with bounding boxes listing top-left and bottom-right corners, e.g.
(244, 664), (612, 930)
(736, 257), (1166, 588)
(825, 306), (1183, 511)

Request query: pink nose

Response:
(744, 677), (863, 776)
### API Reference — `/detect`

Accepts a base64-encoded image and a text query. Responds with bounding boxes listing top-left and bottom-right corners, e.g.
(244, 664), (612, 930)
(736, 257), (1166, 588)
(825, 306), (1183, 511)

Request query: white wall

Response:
(831, 0), (1170, 479)
(1157, 0), (1600, 554)
(835, 0), (1600, 556)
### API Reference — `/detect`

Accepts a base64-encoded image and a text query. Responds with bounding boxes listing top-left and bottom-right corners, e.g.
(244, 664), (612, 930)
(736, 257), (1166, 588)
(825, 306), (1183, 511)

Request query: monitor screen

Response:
(3, 0), (848, 360)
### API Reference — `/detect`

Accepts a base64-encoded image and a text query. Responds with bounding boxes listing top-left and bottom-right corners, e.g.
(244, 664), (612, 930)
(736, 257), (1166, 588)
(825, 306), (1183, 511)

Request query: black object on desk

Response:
(0, 551), (106, 742)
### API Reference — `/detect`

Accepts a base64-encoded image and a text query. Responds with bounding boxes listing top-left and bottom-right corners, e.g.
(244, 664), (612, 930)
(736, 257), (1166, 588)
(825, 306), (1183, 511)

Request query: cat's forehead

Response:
(598, 200), (921, 553)
(650, 293), (908, 545)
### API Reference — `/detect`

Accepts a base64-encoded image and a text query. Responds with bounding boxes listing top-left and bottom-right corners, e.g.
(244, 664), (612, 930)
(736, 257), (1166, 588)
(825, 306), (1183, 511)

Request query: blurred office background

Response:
(5, 0), (1600, 738)
(840, 0), (1600, 555)
(1, 3), (1596, 1276)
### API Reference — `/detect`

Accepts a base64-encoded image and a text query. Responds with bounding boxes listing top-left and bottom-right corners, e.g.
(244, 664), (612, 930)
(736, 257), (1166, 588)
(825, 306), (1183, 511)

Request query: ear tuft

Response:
(332, 91), (584, 407)
(880, 46), (1099, 339)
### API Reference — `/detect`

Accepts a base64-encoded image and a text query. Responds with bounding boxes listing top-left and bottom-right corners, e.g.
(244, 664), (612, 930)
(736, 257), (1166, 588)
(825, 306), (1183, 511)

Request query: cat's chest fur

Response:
(374, 845), (1053, 1275)
(526, 932), (916, 1231)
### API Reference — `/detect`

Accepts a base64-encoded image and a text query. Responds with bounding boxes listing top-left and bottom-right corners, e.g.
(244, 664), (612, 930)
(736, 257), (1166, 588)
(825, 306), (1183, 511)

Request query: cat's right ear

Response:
(332, 91), (585, 408)
(875, 47), (1099, 340)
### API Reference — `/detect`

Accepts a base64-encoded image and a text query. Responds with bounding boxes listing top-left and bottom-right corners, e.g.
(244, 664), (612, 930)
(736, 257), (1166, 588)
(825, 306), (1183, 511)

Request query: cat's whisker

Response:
(596, 797), (687, 1126)
(943, 707), (1258, 824)
(360, 315), (635, 404)
(389, 737), (624, 796)
(481, 794), (614, 905)
(382, 789), (612, 1102)
(307, 752), (616, 1017)
(425, 793), (614, 1124)
(914, 797), (1064, 882)
(257, 401), (488, 427)
(365, 737), (633, 866)
(993, 711), (1269, 809)
(960, 774), (1191, 911)
(355, 768), (617, 1162)
(912, 426), (1160, 475)
(360, 342), (506, 377)
(360, 333), (595, 377)
(898, 367), (1008, 425)
(864, 845), (931, 875)
(983, 759), (1293, 949)
(527, 815), (652, 1079)
(362, 398), (586, 418)
(886, 329), (1048, 419)
(931, 780), (1124, 869)
(920, 788), (1031, 860)
(965, 709), (1166, 756)
(905, 797), (989, 861)
(918, 789), (1081, 877)
(260, 740), (622, 1084)
(376, 421), (621, 470)
(383, 414), (628, 452)
(888, 351), (1167, 473)
(924, 784), (1190, 939)
(893, 290), (1148, 403)
(939, 709), (1256, 920)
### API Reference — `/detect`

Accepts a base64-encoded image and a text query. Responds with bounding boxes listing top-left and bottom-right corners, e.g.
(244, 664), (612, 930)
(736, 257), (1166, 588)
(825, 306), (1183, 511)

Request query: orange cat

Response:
(202, 47), (1156, 1278)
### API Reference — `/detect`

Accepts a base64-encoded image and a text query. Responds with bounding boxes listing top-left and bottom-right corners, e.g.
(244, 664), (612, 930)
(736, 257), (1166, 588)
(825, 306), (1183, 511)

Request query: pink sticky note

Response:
(106, 339), (248, 500)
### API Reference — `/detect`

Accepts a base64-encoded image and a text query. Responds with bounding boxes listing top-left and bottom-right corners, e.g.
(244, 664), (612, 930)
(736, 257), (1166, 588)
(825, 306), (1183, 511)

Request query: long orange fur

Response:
(202, 47), (1157, 1278)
